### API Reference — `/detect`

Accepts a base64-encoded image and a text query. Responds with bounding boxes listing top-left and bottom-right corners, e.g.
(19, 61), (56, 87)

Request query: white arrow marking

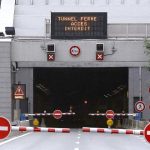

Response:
(147, 131), (150, 135)
(0, 126), (8, 131)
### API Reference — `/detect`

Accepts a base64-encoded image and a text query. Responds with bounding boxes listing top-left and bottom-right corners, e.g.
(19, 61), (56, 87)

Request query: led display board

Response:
(51, 12), (107, 39)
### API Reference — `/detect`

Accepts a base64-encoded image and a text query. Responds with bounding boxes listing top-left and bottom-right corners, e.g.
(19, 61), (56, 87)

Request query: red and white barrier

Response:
(82, 127), (143, 135)
(89, 113), (137, 117)
(11, 126), (70, 133)
(25, 112), (75, 117)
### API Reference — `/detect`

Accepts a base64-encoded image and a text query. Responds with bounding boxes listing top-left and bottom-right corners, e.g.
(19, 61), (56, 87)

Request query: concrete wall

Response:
(129, 67), (150, 120)
(15, 68), (33, 113)
(142, 68), (150, 120)
(0, 42), (11, 120)
(11, 40), (149, 67)
(14, 0), (150, 36)
(0, 0), (15, 35)
(11, 0), (150, 120)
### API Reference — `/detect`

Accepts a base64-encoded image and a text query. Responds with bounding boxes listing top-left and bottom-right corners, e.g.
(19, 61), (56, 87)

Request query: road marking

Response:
(77, 136), (80, 139)
(74, 148), (79, 150)
(147, 131), (150, 135)
(78, 133), (81, 136)
(0, 132), (31, 146)
(0, 126), (8, 131)
(75, 141), (80, 144)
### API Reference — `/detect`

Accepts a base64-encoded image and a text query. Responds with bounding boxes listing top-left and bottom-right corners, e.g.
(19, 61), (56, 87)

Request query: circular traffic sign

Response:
(33, 118), (39, 127)
(144, 123), (150, 143)
(70, 46), (80, 56)
(135, 101), (145, 112)
(106, 110), (115, 119)
(107, 119), (114, 127)
(0, 116), (11, 140)
(52, 110), (62, 119)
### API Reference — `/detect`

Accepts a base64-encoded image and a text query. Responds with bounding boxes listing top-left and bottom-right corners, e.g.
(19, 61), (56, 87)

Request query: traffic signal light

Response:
(96, 43), (104, 51)
(47, 44), (55, 52)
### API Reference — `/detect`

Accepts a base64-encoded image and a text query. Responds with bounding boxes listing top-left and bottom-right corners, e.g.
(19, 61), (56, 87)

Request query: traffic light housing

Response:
(96, 43), (104, 51)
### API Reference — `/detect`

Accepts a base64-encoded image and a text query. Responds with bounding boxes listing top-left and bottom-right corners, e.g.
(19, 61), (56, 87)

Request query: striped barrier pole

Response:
(24, 112), (76, 117)
(88, 113), (137, 117)
(11, 126), (70, 133)
(82, 127), (143, 135)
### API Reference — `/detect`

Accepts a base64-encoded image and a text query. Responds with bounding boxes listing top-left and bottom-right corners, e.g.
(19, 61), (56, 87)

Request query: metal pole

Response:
(139, 67), (142, 100)
(139, 67), (142, 119)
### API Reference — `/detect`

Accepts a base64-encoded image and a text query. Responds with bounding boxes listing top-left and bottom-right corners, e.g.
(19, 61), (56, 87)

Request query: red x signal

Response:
(47, 53), (55, 61)
(96, 52), (104, 60)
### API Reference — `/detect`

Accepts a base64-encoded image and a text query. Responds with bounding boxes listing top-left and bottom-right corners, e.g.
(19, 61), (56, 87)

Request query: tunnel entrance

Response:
(34, 67), (128, 128)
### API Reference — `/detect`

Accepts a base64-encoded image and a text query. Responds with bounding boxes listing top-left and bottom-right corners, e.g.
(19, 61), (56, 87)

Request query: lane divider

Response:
(11, 126), (70, 133)
(82, 127), (143, 135)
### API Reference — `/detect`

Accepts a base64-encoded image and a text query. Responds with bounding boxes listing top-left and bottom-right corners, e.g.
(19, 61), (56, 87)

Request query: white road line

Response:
(0, 126), (8, 131)
(78, 133), (81, 136)
(74, 148), (79, 150)
(77, 136), (80, 139)
(147, 131), (150, 135)
(0, 132), (31, 146)
(75, 141), (80, 144)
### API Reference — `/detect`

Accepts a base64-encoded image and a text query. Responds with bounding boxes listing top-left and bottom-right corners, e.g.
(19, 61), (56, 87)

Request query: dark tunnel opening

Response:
(34, 67), (128, 128)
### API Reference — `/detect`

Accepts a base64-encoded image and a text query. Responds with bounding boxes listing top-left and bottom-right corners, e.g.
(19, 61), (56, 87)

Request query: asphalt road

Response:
(0, 129), (150, 150)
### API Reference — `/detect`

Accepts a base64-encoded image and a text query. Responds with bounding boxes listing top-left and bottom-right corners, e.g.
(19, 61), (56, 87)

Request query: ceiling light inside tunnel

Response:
(36, 83), (49, 95)
(84, 100), (88, 104)
(104, 94), (108, 98)
(104, 85), (126, 98)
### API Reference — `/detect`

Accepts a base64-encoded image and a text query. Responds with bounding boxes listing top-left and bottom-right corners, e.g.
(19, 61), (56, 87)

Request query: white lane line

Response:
(74, 148), (79, 150)
(77, 136), (80, 139)
(0, 132), (31, 146)
(78, 133), (81, 136)
(0, 126), (8, 131)
(147, 131), (150, 135)
(75, 141), (80, 144)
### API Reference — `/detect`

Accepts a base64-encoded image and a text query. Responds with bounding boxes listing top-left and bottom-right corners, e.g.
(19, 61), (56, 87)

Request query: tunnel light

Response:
(104, 94), (108, 98)
(84, 100), (88, 104)
(36, 84), (49, 95)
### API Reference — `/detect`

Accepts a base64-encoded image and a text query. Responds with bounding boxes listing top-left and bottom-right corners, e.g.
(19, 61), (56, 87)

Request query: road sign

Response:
(96, 52), (104, 60)
(52, 110), (62, 119)
(33, 118), (39, 127)
(70, 46), (80, 56)
(144, 123), (150, 143)
(0, 116), (11, 140)
(47, 53), (55, 61)
(106, 110), (115, 119)
(107, 119), (113, 127)
(135, 101), (145, 112)
(14, 84), (26, 100)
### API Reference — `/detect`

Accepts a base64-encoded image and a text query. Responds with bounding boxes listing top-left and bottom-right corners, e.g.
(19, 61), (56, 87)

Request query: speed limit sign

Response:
(135, 101), (145, 112)
(70, 46), (80, 56)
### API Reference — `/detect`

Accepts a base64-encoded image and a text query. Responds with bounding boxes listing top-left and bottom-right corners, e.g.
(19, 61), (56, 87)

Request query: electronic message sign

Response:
(51, 12), (107, 39)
